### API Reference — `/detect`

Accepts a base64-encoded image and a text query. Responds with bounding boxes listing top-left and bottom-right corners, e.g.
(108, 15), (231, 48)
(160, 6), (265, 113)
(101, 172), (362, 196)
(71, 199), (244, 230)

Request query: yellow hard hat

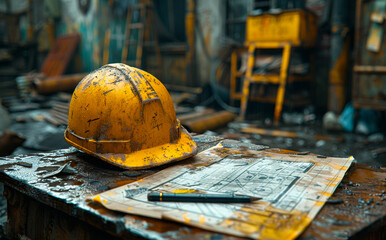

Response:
(65, 63), (198, 169)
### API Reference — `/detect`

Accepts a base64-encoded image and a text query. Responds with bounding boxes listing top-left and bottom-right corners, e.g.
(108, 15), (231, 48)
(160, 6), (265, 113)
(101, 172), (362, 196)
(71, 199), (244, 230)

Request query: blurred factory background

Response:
(0, 0), (385, 166)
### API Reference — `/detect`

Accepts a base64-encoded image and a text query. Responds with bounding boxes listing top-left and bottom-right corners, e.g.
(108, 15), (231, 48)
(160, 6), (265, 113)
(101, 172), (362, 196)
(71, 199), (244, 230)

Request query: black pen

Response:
(147, 192), (261, 203)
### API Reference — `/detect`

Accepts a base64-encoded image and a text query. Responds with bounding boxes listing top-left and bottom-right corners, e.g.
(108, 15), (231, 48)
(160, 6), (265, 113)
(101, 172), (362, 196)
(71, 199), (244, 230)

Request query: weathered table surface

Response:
(0, 135), (385, 240)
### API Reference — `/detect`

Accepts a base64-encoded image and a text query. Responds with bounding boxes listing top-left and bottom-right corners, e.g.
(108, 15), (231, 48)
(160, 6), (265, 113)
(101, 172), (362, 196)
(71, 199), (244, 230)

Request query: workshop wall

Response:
(0, 0), (107, 73)
(154, 0), (188, 85)
(56, 0), (106, 72)
(54, 0), (132, 73)
(0, 0), (29, 44)
(355, 1), (386, 100)
(195, 0), (226, 86)
(57, 0), (187, 80)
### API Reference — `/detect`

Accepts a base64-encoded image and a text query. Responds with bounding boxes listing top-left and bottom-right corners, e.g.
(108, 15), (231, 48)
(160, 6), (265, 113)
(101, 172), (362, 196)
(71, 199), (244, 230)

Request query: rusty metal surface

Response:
(355, 0), (386, 66)
(32, 73), (87, 95)
(0, 135), (385, 239)
(182, 111), (236, 134)
(39, 34), (80, 77)
(299, 164), (386, 240)
(352, 0), (386, 109)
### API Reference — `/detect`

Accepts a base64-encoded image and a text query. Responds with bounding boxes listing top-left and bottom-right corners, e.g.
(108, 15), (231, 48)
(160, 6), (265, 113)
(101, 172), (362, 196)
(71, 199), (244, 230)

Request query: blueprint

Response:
(91, 143), (354, 239)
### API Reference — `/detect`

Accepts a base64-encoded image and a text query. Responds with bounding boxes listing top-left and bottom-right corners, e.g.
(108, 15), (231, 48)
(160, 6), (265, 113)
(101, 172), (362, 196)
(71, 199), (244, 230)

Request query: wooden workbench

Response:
(0, 135), (385, 239)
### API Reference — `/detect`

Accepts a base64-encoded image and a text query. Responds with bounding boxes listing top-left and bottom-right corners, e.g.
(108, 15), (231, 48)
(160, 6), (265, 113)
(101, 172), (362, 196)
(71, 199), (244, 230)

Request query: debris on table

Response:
(40, 162), (75, 178)
(15, 161), (32, 168)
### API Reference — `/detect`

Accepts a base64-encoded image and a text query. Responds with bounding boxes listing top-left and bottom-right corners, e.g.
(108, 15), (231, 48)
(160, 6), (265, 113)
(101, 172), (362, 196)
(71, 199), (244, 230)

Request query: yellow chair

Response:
(233, 9), (317, 124)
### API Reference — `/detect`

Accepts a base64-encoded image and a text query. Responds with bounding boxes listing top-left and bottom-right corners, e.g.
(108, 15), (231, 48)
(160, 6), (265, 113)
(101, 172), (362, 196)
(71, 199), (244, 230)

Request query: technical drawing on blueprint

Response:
(92, 142), (354, 239)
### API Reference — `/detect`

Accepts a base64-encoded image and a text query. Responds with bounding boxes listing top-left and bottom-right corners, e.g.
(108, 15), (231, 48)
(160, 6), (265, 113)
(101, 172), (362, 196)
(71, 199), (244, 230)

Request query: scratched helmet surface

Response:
(65, 63), (198, 169)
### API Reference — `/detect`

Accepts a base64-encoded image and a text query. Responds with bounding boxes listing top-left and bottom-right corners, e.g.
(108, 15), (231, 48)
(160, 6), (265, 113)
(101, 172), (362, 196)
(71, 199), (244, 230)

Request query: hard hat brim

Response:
(65, 127), (198, 169)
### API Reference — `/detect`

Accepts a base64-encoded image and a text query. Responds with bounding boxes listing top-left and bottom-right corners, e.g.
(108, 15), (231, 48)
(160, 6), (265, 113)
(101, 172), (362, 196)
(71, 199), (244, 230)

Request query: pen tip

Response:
(250, 197), (262, 202)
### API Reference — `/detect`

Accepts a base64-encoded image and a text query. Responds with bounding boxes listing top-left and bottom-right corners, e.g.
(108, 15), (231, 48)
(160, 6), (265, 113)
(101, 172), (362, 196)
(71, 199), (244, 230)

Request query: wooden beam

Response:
(353, 65), (386, 73)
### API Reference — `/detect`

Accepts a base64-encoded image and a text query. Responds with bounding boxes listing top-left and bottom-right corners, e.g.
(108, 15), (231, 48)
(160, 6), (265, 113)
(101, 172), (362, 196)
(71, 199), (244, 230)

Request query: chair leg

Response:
(239, 45), (255, 120)
(274, 43), (291, 125)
